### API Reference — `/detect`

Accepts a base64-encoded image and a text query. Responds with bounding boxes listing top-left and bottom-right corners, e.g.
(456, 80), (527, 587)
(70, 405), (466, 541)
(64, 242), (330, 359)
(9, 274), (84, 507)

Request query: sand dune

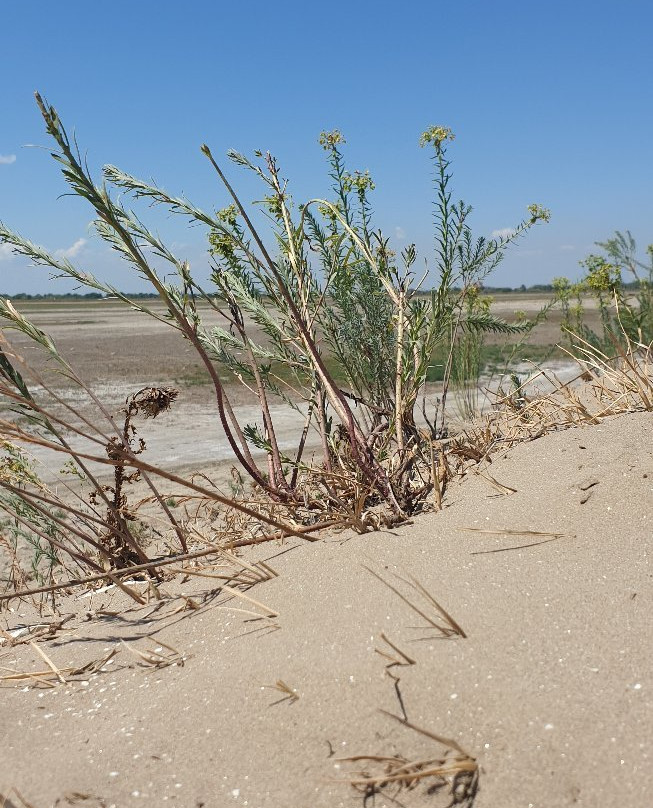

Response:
(2, 410), (651, 807)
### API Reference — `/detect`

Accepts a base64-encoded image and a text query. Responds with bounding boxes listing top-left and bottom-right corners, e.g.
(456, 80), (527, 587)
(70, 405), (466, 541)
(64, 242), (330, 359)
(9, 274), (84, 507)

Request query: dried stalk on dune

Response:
(335, 711), (478, 806)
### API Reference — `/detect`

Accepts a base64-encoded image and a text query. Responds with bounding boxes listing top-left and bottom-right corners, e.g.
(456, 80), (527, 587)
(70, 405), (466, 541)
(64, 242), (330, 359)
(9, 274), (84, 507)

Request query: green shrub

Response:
(0, 95), (549, 524)
(555, 230), (653, 354)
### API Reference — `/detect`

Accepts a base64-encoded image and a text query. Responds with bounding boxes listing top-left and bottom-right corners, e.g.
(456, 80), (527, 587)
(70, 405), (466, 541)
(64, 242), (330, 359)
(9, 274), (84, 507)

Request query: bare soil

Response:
(1, 295), (585, 476)
(5, 294), (592, 396)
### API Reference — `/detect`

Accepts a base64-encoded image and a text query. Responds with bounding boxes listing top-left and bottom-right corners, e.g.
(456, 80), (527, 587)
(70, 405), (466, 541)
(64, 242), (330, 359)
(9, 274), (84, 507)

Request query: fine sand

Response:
(1, 409), (651, 807)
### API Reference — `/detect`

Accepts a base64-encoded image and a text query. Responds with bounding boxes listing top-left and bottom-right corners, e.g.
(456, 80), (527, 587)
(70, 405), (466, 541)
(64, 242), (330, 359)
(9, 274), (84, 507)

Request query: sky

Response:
(1, 0), (652, 294)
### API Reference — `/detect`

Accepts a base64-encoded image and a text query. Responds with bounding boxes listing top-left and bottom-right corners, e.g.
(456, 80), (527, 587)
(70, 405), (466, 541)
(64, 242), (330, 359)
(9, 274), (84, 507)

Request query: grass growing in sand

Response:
(0, 93), (553, 594)
(0, 93), (651, 617)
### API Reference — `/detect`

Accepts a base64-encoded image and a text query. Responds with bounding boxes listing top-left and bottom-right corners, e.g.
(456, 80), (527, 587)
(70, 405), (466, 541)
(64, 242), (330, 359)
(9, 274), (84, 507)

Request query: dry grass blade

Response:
(2, 615), (75, 646)
(343, 760), (477, 786)
(209, 548), (279, 583)
(1, 648), (119, 688)
(462, 527), (568, 538)
(0, 789), (38, 808)
(375, 632), (416, 667)
(471, 537), (561, 554)
(428, 440), (445, 510)
(171, 595), (201, 614)
(403, 574), (467, 638)
(335, 710), (479, 805)
(1, 624), (49, 646)
(561, 327), (653, 411)
(70, 648), (118, 676)
(103, 573), (146, 605)
(0, 666), (65, 687)
(168, 552), (276, 588)
(219, 583), (278, 618)
(0, 531), (301, 604)
(472, 468), (517, 495)
(166, 564), (278, 616)
(29, 640), (67, 683)
(364, 566), (466, 639)
(462, 526), (570, 555)
(167, 566), (243, 583)
(379, 710), (471, 757)
(261, 679), (299, 705)
(0, 626), (17, 645)
(120, 638), (184, 669)
(54, 793), (108, 807)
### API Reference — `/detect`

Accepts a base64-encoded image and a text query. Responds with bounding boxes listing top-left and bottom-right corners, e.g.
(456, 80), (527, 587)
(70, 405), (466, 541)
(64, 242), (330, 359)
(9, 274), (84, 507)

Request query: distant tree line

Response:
(3, 281), (645, 301)
(1, 292), (159, 300)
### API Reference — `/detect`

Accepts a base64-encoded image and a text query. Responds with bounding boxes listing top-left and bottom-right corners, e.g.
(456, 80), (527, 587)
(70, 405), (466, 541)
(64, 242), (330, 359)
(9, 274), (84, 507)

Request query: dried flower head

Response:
(128, 387), (179, 419)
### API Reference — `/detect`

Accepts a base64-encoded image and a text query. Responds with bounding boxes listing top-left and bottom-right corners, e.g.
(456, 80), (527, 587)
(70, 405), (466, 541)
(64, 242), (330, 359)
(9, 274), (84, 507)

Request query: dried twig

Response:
(335, 711), (479, 805)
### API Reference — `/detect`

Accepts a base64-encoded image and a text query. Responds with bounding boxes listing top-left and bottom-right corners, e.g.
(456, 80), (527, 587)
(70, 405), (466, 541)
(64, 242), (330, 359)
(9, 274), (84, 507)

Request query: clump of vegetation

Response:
(554, 230), (653, 353)
(0, 94), (551, 596)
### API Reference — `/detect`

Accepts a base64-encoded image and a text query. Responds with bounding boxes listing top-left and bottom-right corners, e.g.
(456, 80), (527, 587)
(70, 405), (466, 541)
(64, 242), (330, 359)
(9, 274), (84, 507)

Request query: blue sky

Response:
(1, 0), (652, 294)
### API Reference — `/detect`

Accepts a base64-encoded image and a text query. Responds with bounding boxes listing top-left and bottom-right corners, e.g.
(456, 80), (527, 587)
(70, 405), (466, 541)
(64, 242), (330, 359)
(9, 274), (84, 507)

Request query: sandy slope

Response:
(1, 411), (651, 808)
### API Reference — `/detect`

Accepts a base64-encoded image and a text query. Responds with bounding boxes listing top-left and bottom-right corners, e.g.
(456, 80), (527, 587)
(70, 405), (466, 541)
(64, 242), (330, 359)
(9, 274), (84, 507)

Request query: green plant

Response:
(0, 95), (549, 529)
(554, 230), (653, 354)
(0, 440), (61, 589)
(449, 285), (492, 420)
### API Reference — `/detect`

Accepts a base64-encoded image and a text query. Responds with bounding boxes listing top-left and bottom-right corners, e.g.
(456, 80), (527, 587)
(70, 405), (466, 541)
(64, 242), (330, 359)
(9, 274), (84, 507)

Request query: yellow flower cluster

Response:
(216, 204), (238, 227)
(527, 204), (551, 223)
(582, 255), (621, 293)
(0, 442), (38, 486)
(419, 126), (455, 148)
(319, 130), (346, 150)
(342, 170), (375, 194)
(208, 230), (236, 259)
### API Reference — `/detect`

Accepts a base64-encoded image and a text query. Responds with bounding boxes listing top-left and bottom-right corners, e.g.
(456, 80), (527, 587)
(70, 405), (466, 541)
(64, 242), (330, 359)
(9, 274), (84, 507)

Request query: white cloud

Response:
(559, 244), (575, 251)
(395, 226), (406, 240)
(55, 238), (87, 259)
(513, 248), (542, 257)
(0, 243), (14, 261)
(491, 228), (516, 240)
(0, 154), (16, 165)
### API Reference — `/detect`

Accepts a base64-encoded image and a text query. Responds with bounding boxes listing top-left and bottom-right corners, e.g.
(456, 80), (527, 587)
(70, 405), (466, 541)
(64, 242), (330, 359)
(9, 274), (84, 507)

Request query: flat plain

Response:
(2, 293), (593, 476)
(3, 295), (650, 808)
